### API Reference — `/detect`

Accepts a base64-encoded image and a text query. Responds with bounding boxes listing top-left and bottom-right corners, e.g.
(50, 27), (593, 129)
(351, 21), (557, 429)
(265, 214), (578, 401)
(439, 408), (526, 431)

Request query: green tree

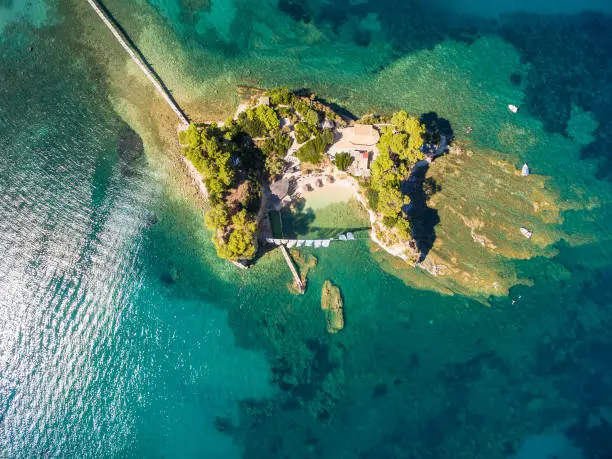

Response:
(391, 110), (409, 130)
(186, 123), (201, 148)
(370, 150), (400, 190)
(334, 152), (353, 171)
(267, 87), (293, 105)
(395, 217), (412, 239)
(205, 203), (229, 230)
(304, 108), (320, 127)
(377, 187), (408, 218)
(385, 112), (425, 162)
(255, 104), (280, 132)
(265, 154), (285, 177)
(294, 122), (311, 143)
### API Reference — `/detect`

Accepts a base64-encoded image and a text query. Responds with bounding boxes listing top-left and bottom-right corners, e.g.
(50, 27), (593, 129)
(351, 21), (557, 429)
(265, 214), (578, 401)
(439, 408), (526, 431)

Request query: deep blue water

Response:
(2, 0), (612, 458)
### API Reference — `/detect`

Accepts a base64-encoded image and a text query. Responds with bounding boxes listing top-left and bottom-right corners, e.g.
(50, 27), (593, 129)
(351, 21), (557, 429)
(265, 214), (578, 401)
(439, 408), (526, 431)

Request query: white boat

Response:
(339, 234), (347, 241)
(520, 227), (533, 239)
(314, 240), (322, 248)
(346, 232), (355, 241)
(322, 240), (331, 248)
(508, 104), (519, 113)
(287, 240), (296, 248)
(281, 239), (288, 245)
(296, 240), (305, 247)
(521, 163), (530, 176)
(305, 240), (314, 247)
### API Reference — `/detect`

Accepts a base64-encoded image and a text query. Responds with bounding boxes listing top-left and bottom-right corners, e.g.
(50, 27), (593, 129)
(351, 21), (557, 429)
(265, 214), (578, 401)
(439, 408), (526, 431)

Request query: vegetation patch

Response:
(365, 110), (426, 243)
(295, 129), (334, 164)
(182, 100), (286, 261)
(333, 152), (353, 171)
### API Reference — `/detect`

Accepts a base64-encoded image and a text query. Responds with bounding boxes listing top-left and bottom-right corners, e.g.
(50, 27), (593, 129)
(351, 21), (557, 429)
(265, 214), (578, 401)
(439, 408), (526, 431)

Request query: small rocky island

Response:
(179, 87), (448, 267)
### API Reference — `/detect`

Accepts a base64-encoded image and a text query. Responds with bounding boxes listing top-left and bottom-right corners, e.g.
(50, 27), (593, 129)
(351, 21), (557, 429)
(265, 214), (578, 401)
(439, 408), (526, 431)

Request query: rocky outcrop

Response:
(321, 280), (344, 333)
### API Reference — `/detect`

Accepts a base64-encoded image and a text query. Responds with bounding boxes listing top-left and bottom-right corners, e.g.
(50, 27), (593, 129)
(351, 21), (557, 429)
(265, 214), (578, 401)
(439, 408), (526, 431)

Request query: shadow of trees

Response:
(279, 199), (370, 239)
(420, 111), (454, 144)
(292, 88), (359, 121)
(280, 199), (316, 237)
(403, 162), (441, 262)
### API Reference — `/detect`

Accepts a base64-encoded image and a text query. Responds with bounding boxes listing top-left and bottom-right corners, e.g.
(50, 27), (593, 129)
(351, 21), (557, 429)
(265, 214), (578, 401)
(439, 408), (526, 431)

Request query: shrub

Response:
(265, 154), (285, 177)
(382, 215), (398, 228)
(293, 100), (311, 118)
(304, 108), (320, 127)
(334, 152), (353, 171)
(296, 129), (334, 164)
(295, 139), (322, 164)
(366, 187), (379, 209)
(294, 122), (311, 143)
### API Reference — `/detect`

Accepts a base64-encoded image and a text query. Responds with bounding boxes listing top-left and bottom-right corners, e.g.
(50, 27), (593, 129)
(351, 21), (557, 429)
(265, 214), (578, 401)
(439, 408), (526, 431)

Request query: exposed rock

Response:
(321, 280), (344, 333)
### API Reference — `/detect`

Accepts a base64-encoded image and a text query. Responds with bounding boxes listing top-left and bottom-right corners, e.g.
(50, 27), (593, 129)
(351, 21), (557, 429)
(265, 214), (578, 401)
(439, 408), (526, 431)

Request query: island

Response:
(179, 87), (448, 269)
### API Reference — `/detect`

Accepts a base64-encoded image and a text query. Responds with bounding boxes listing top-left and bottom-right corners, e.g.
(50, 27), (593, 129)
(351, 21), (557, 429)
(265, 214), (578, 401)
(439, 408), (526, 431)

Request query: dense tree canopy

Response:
(367, 112), (426, 236)
(266, 87), (293, 105)
(182, 105), (286, 261)
(255, 105), (280, 132)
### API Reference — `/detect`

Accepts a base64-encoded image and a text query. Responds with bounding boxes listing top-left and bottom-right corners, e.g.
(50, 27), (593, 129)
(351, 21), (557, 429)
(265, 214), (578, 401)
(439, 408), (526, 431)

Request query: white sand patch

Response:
(301, 182), (356, 210)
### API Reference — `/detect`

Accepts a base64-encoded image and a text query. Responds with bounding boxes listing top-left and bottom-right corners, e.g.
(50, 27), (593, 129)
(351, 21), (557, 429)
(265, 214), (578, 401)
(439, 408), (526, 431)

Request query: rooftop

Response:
(347, 124), (380, 146)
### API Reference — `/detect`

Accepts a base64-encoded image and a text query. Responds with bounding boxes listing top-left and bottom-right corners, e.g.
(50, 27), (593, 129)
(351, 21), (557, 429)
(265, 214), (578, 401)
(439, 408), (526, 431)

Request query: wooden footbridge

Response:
(265, 232), (357, 249)
(86, 0), (189, 127)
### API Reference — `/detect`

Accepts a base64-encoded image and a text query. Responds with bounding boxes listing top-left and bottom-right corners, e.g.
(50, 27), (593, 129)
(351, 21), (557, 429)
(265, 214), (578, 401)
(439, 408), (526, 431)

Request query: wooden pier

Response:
(86, 0), (189, 127)
(279, 245), (304, 293)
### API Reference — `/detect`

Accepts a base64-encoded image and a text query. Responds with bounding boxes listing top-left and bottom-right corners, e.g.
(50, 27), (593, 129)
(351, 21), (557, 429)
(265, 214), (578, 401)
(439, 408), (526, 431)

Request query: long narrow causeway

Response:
(86, 0), (189, 126)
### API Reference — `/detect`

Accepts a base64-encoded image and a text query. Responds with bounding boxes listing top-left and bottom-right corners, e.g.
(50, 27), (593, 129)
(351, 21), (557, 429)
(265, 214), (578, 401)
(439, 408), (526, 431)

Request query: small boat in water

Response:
(339, 234), (347, 241)
(314, 240), (322, 248)
(520, 227), (533, 239)
(346, 232), (355, 241)
(521, 163), (530, 176)
(508, 104), (519, 113)
(322, 240), (331, 248)
(305, 240), (314, 247)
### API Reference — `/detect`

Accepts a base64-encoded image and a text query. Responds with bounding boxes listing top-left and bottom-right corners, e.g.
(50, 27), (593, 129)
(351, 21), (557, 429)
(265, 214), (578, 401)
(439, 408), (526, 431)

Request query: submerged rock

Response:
(160, 266), (179, 285)
(321, 280), (344, 333)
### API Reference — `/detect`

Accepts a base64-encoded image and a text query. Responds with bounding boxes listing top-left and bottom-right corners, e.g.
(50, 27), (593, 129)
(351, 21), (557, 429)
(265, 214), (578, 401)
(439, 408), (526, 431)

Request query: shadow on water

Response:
(95, 0), (190, 123)
(292, 88), (358, 121)
(398, 111), (450, 262)
(279, 200), (316, 237)
(403, 163), (441, 262)
(117, 124), (145, 177)
(279, 197), (370, 239)
(420, 112), (454, 141)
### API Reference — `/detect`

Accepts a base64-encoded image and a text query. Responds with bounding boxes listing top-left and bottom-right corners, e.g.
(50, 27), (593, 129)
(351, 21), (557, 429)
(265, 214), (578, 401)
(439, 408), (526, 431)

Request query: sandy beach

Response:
(300, 181), (356, 209)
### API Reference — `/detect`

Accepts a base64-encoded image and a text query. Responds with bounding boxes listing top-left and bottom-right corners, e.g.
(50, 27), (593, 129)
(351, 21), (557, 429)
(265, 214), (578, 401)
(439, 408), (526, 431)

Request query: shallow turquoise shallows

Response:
(2, 1), (612, 458)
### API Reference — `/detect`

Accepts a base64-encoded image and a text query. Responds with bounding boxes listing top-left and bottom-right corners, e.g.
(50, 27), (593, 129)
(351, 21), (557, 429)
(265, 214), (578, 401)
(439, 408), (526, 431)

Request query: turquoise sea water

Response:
(2, 1), (612, 458)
